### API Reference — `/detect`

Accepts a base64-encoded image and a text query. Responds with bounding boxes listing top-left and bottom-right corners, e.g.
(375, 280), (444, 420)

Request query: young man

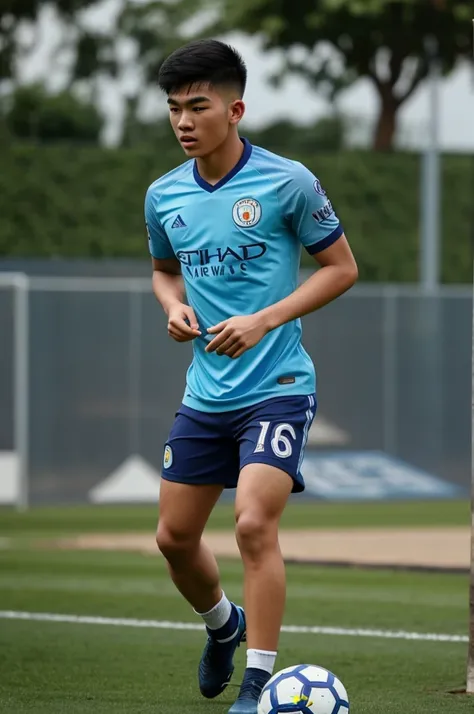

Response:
(145, 39), (358, 714)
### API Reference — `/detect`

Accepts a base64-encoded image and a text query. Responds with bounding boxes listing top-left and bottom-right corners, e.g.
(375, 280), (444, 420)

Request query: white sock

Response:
(195, 592), (232, 630)
(247, 648), (278, 675)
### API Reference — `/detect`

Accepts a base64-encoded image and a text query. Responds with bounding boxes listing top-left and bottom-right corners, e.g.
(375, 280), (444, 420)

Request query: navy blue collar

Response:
(193, 138), (252, 193)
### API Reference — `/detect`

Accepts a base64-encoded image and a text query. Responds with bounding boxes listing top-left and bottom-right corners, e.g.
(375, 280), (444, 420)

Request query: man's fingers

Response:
(183, 306), (200, 331)
(205, 327), (233, 353)
(215, 335), (239, 356)
(169, 331), (198, 343)
(230, 346), (246, 359)
(224, 342), (244, 358)
(168, 317), (201, 337)
(168, 328), (185, 341)
(207, 321), (227, 335)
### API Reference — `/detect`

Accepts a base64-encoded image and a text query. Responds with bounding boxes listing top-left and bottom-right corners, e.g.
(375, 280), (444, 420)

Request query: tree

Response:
(1, 0), (122, 143)
(114, 0), (183, 134)
(2, 83), (103, 143)
(137, 0), (472, 150)
(0, 0), (99, 85)
(244, 115), (346, 153)
(120, 110), (346, 155)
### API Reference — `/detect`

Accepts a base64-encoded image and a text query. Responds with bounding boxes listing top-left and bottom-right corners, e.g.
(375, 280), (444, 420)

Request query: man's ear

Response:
(229, 99), (245, 125)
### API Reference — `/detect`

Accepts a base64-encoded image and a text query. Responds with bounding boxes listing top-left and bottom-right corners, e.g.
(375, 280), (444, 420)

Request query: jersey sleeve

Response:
(278, 162), (344, 254)
(144, 186), (175, 259)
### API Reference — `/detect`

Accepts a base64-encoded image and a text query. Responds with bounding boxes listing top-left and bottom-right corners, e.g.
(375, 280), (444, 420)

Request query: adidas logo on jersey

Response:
(171, 215), (186, 229)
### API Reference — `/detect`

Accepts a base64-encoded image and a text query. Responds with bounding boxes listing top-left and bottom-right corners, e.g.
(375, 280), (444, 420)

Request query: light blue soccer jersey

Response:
(145, 138), (343, 412)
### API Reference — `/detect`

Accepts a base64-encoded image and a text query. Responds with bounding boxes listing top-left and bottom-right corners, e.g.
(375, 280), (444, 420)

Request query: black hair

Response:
(158, 39), (247, 97)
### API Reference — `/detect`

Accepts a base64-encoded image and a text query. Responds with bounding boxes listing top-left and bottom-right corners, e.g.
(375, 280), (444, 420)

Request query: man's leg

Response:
(157, 478), (245, 698)
(236, 464), (292, 651)
(228, 463), (293, 714)
(156, 479), (223, 612)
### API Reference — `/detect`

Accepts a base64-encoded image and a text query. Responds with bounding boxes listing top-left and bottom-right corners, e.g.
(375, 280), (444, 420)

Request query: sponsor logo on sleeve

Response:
(312, 200), (335, 223)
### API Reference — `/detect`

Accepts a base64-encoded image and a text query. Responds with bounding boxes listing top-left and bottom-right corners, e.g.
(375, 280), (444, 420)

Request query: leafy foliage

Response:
(142, 0), (473, 149)
(0, 142), (472, 283)
(0, 0), (99, 83)
(2, 84), (103, 143)
(120, 114), (346, 152)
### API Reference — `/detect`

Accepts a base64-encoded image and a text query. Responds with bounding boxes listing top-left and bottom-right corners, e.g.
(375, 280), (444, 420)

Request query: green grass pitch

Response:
(0, 500), (471, 713)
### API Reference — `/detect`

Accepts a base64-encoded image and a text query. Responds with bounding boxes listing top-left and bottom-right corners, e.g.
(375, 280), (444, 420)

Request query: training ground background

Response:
(0, 499), (472, 714)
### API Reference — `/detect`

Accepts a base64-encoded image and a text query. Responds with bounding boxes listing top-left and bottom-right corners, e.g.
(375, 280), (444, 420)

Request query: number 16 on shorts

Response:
(246, 395), (316, 489)
(254, 421), (297, 458)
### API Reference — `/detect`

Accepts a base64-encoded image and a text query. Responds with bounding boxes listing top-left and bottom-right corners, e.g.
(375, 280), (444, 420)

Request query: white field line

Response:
(0, 610), (467, 644)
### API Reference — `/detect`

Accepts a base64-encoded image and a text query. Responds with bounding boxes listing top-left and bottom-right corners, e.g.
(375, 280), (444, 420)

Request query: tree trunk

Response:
(373, 91), (398, 151)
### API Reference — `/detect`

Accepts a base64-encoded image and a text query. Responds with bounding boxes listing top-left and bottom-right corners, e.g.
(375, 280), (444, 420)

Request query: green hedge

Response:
(1, 143), (472, 282)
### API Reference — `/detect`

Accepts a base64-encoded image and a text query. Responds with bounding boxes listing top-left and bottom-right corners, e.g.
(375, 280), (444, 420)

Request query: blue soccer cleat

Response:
(198, 604), (246, 699)
(227, 668), (272, 714)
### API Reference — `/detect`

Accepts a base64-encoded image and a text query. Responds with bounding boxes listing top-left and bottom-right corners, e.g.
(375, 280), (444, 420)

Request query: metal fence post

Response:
(128, 283), (142, 456)
(382, 285), (398, 456)
(13, 274), (30, 511)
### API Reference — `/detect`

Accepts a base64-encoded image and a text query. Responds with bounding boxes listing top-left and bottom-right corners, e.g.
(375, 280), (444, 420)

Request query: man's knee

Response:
(156, 522), (198, 561)
(235, 511), (277, 559)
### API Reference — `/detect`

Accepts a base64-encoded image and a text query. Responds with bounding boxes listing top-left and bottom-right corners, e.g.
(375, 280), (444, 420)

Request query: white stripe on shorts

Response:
(298, 396), (315, 472)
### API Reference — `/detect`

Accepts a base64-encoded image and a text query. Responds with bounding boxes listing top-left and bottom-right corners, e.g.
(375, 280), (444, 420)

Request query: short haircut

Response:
(158, 39), (247, 97)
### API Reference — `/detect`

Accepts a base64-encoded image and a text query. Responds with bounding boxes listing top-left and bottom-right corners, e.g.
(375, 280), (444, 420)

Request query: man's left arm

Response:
(205, 237), (357, 358)
(259, 234), (358, 331)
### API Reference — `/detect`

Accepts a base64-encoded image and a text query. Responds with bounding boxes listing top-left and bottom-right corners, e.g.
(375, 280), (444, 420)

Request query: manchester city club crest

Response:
(232, 198), (262, 228)
(163, 444), (173, 469)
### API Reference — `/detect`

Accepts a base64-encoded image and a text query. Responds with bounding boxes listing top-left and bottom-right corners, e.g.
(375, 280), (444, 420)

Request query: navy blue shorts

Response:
(161, 394), (316, 493)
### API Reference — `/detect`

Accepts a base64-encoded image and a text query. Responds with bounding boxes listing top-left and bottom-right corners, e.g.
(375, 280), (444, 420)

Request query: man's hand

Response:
(205, 314), (270, 359)
(167, 303), (201, 342)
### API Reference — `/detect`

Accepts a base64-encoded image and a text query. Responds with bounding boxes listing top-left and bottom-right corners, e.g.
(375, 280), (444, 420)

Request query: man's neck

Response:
(196, 134), (244, 186)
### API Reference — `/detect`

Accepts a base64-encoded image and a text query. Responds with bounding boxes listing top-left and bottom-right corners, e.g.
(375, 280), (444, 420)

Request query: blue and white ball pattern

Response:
(257, 664), (349, 714)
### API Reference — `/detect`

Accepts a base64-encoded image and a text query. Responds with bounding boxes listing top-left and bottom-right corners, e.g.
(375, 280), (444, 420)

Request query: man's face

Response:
(167, 83), (244, 157)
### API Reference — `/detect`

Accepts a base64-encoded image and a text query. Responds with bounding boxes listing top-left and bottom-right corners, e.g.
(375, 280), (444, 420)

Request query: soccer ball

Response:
(257, 664), (349, 714)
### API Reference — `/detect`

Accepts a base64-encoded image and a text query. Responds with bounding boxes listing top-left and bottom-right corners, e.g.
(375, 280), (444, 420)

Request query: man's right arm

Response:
(152, 258), (201, 342)
(152, 257), (185, 314)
